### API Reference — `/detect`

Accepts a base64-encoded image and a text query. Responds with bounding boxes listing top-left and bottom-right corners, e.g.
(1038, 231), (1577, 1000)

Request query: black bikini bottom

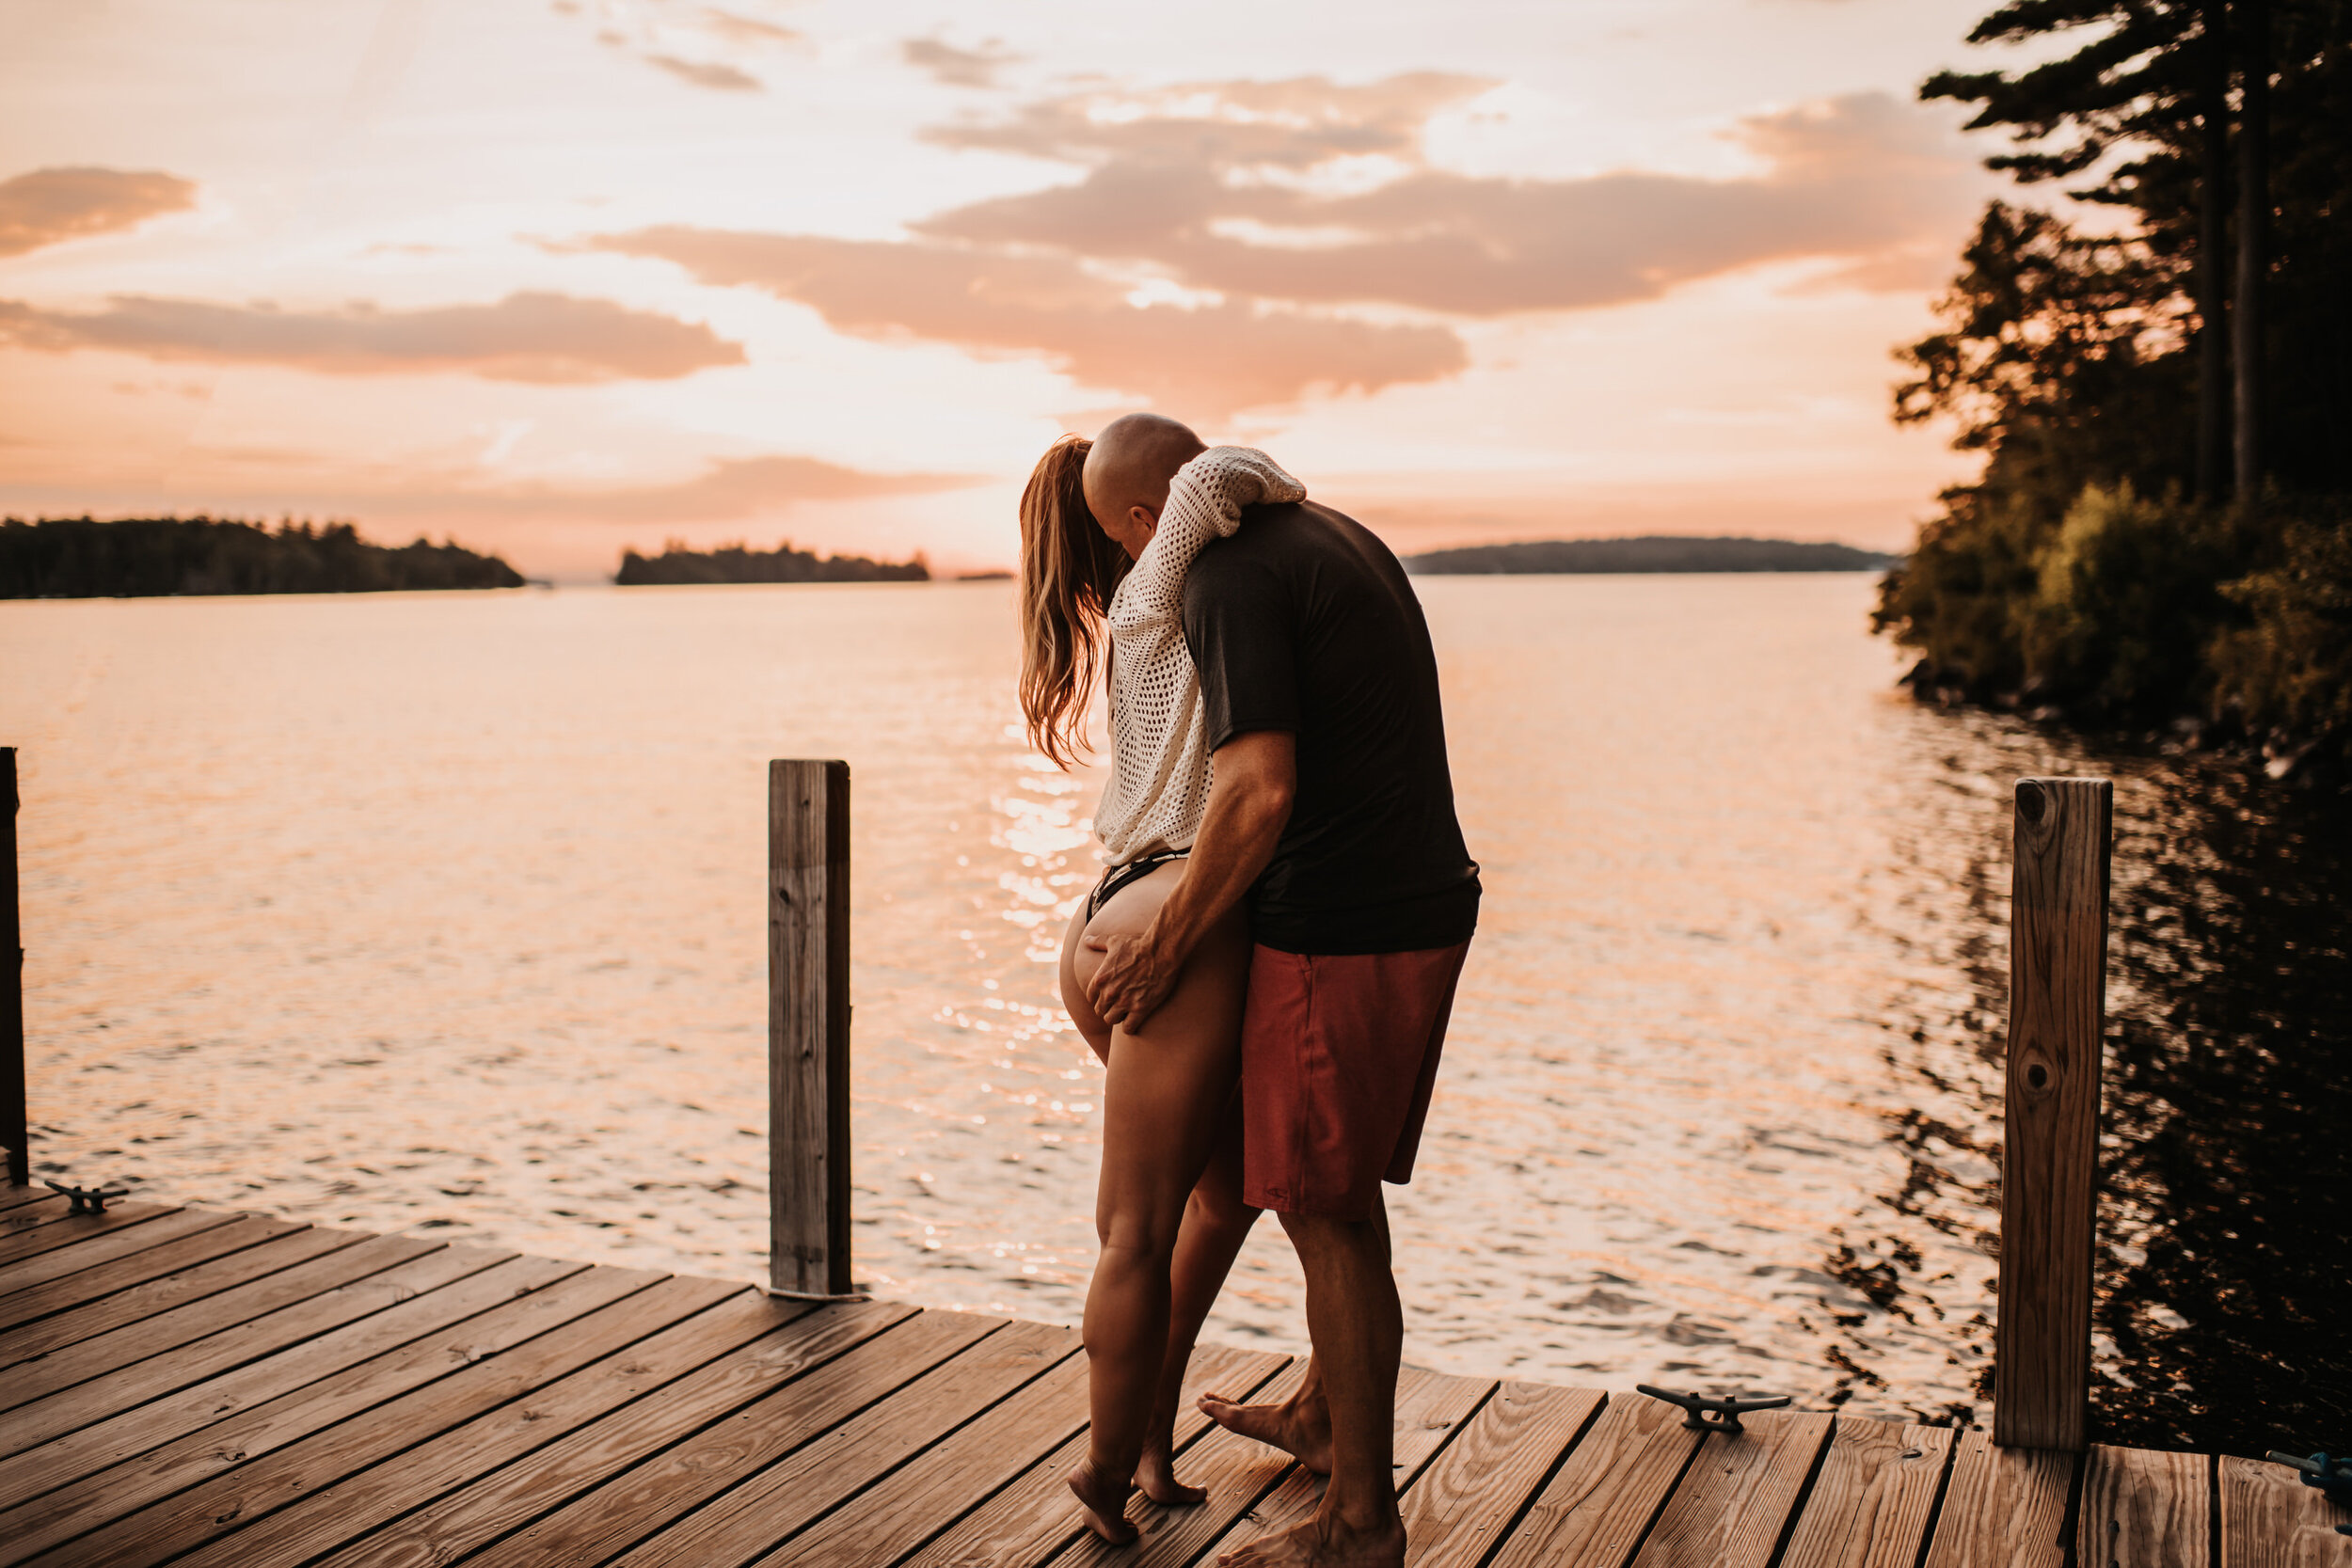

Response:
(1086, 851), (1186, 922)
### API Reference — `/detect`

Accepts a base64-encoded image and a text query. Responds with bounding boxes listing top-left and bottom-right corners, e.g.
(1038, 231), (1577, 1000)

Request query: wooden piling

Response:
(1993, 776), (2112, 1451)
(769, 759), (851, 1297)
(3, 747), (24, 1187)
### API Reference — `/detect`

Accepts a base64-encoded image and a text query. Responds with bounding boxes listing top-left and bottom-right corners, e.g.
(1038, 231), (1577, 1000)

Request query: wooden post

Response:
(3, 748), (25, 1187)
(770, 759), (851, 1298)
(1993, 776), (2113, 1451)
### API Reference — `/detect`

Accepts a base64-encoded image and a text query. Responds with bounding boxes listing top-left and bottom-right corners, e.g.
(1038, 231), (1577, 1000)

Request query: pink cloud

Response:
(0, 291), (745, 383)
(0, 166), (198, 259)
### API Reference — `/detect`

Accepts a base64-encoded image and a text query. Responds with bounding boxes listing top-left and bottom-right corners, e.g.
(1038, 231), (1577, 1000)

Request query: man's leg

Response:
(1217, 1194), (1405, 1568)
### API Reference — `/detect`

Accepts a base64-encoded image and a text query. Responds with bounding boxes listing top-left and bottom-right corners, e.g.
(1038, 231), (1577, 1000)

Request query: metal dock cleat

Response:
(44, 1180), (129, 1215)
(1636, 1385), (1792, 1436)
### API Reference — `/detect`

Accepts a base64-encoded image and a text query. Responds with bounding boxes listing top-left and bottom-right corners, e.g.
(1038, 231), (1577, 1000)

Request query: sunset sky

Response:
(0, 0), (2058, 578)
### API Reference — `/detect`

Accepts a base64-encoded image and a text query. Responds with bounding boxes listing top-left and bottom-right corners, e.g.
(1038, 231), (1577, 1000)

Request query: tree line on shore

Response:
(1874, 0), (2348, 782)
(0, 516), (524, 597)
(0, 518), (938, 596)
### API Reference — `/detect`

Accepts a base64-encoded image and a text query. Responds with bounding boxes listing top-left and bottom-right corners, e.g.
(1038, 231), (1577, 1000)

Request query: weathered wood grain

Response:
(764, 1334), (1104, 1565)
(2, 746), (21, 1189)
(2077, 1444), (2209, 1568)
(1919, 1427), (2075, 1568)
(0, 1204), (225, 1284)
(1778, 1418), (1954, 1568)
(154, 1275), (751, 1568)
(1486, 1392), (1703, 1568)
(612, 1316), (1078, 1568)
(0, 1212), (311, 1337)
(310, 1299), (916, 1568)
(1050, 1359), (1312, 1567)
(1628, 1409), (1834, 1568)
(2218, 1452), (2352, 1568)
(902, 1343), (1291, 1568)
(0, 1190), (64, 1220)
(17, 1263), (669, 1568)
(1200, 1368), (1504, 1568)
(1393, 1379), (1601, 1568)
(1994, 775), (2112, 1451)
(0, 1243), (516, 1524)
(471, 1308), (1008, 1567)
(772, 757), (851, 1297)
(0, 1224), (363, 1371)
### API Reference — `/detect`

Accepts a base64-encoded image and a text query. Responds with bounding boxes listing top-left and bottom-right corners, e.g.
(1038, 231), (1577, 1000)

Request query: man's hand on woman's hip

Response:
(1084, 927), (1182, 1033)
(1084, 730), (1295, 1034)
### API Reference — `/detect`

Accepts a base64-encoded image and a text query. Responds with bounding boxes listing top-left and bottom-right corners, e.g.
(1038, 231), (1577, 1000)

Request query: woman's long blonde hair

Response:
(1019, 434), (1128, 768)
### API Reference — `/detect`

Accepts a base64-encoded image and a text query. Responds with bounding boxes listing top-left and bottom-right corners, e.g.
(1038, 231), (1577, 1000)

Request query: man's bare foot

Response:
(1216, 1513), (1406, 1566)
(1066, 1455), (1138, 1544)
(1198, 1391), (1333, 1475)
(1136, 1442), (1207, 1506)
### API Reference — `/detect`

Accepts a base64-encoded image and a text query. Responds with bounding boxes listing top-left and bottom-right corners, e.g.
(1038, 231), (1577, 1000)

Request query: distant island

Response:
(0, 516), (524, 598)
(1405, 536), (1900, 575)
(615, 541), (930, 585)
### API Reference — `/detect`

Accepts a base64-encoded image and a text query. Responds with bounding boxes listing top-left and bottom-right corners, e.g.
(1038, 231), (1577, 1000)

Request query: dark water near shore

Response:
(2, 577), (2342, 1455)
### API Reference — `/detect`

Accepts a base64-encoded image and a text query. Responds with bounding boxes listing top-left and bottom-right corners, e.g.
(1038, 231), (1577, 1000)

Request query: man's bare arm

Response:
(1086, 729), (1295, 1031)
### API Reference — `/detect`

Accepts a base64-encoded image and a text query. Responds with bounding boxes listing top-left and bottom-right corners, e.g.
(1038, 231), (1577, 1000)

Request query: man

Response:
(1087, 416), (1480, 1568)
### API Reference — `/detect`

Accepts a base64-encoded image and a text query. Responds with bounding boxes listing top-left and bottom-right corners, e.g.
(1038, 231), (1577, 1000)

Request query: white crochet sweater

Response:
(1094, 447), (1305, 866)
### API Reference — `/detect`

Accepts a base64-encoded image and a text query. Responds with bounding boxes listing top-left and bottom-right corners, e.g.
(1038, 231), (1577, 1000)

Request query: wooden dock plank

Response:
(0, 1243), (519, 1528)
(2078, 1444), (2211, 1568)
(310, 1299), (918, 1568)
(0, 1241), (501, 1476)
(1050, 1358), (1312, 1567)
(1627, 1409), (1835, 1568)
(0, 1186), (59, 1214)
(155, 1275), (753, 1568)
(0, 1212), (313, 1337)
(2218, 1453), (2352, 1567)
(609, 1317), (1080, 1568)
(0, 1231), (433, 1419)
(1918, 1429), (2075, 1568)
(17, 1262), (672, 1568)
(0, 1224), (363, 1371)
(1486, 1392), (1702, 1568)
(468, 1308), (1006, 1567)
(1391, 1380), (1600, 1568)
(902, 1343), (1292, 1568)
(0, 1206), (235, 1295)
(1201, 1368), (1508, 1568)
(1777, 1419), (1955, 1568)
(764, 1333), (1103, 1566)
(0, 1202), (183, 1268)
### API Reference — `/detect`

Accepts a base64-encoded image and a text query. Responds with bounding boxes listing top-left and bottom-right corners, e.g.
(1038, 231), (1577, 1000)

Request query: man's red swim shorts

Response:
(1238, 940), (1472, 1221)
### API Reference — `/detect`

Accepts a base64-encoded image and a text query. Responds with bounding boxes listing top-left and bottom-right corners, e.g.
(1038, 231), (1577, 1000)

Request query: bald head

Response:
(1083, 413), (1205, 544)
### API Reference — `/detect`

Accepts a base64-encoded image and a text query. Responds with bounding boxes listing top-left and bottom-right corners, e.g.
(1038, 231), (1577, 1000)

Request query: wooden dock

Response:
(1, 1188), (2339, 1568)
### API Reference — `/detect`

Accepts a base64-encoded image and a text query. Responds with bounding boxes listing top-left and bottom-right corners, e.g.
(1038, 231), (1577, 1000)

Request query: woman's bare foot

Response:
(1216, 1513), (1406, 1566)
(1198, 1390), (1333, 1475)
(1066, 1455), (1138, 1544)
(1136, 1441), (1208, 1506)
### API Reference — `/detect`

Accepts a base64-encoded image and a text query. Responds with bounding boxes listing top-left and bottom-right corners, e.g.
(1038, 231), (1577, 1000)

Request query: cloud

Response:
(443, 453), (984, 521)
(580, 75), (1976, 416)
(700, 8), (801, 46)
(902, 39), (1021, 89)
(0, 290), (745, 382)
(0, 166), (198, 259)
(591, 227), (1466, 419)
(646, 54), (761, 91)
(921, 86), (1979, 315)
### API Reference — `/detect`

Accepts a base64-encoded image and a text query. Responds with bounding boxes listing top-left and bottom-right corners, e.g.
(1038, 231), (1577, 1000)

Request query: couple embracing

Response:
(1017, 415), (1480, 1568)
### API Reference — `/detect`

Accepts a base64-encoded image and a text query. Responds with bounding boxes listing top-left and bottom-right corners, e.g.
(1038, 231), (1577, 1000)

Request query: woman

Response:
(1018, 427), (1303, 1543)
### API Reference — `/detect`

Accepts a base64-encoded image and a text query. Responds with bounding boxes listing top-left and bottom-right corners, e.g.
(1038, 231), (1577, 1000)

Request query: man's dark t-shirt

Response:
(1182, 499), (1480, 956)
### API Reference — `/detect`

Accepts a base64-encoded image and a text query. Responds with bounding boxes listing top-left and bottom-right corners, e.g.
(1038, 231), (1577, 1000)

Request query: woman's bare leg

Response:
(1136, 1116), (1259, 1500)
(1055, 864), (1250, 1541)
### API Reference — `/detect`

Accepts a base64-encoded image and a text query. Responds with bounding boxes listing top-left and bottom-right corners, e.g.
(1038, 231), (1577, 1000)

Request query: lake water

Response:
(4, 576), (2342, 1453)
